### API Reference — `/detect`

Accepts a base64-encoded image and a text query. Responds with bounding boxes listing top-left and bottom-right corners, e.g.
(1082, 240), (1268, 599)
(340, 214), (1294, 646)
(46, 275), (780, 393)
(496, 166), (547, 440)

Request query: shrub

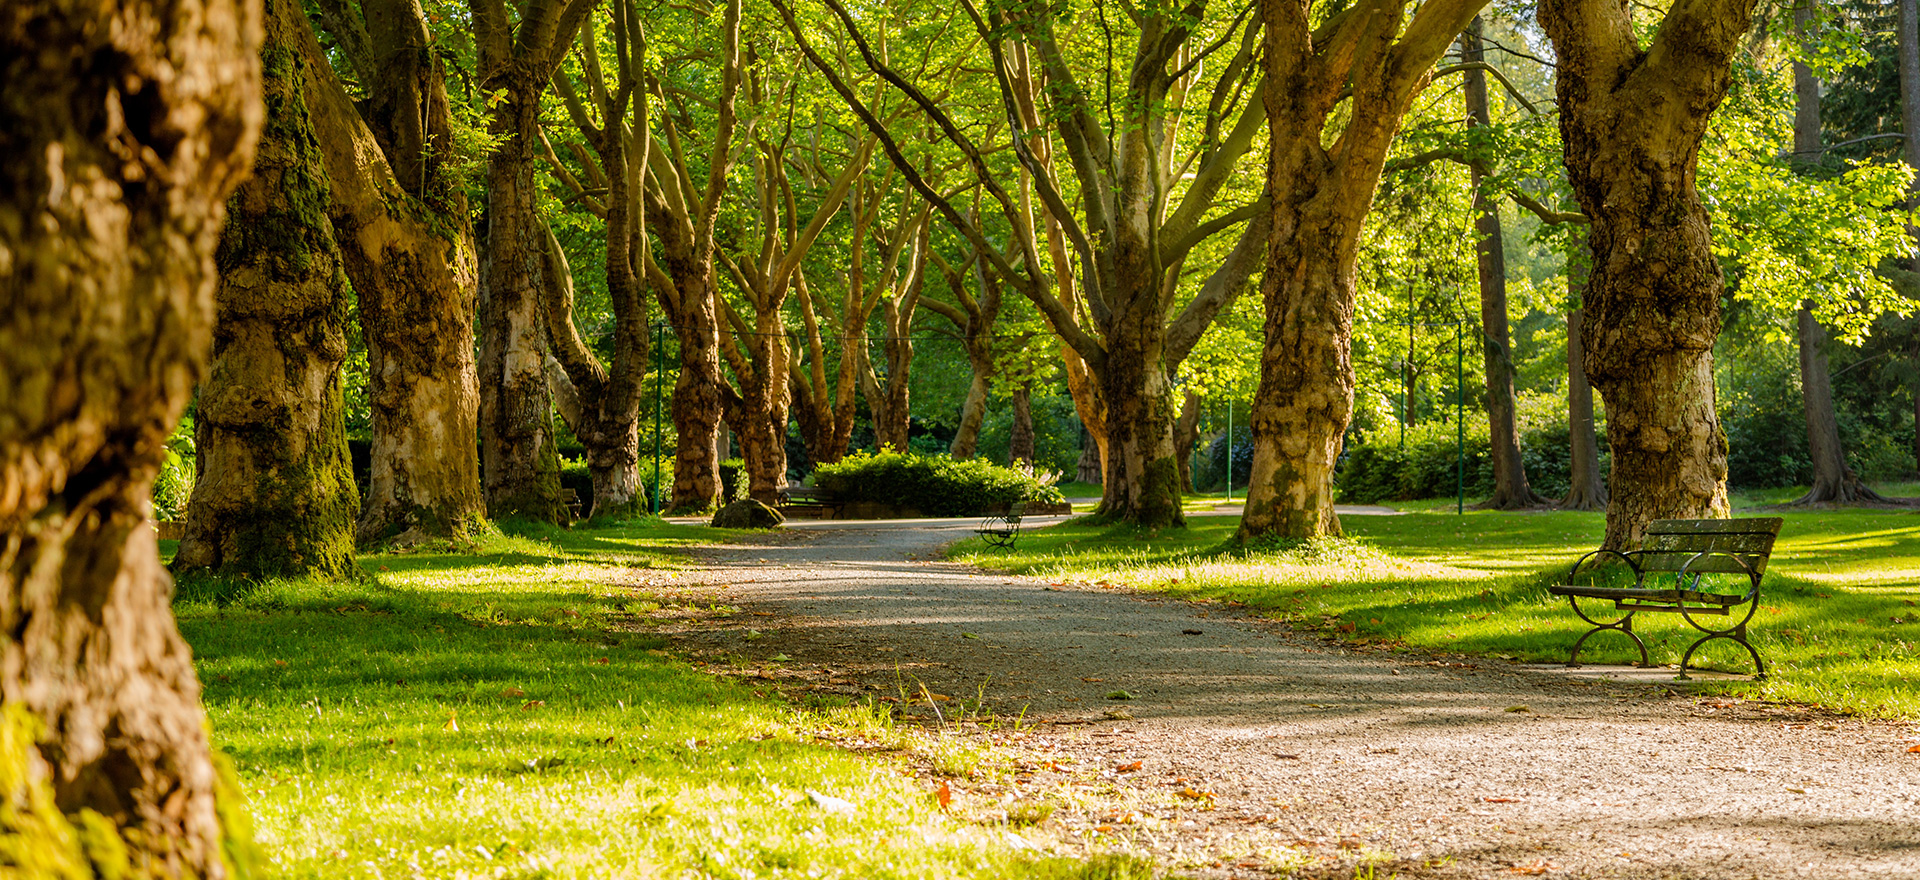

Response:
(1335, 422), (1491, 503)
(810, 450), (1064, 516)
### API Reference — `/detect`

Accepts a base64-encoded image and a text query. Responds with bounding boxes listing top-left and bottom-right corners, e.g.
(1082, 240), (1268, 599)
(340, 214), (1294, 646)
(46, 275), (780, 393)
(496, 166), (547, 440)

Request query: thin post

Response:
(1456, 321), (1465, 515)
(1403, 281), (1412, 449)
(1225, 387), (1233, 503)
(652, 322), (664, 514)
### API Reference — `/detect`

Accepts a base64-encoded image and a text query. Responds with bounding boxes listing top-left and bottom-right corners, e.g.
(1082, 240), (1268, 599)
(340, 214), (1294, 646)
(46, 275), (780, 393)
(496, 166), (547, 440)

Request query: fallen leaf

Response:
(1906, 744), (1920, 754)
(501, 687), (526, 698)
(962, 632), (980, 639)
(1081, 677), (1105, 682)
(935, 780), (952, 811)
(593, 657), (610, 665)
(1482, 797), (1521, 803)
(1507, 859), (1554, 875)
(1105, 690), (1134, 701)
(1116, 760), (1143, 772)
(1176, 787), (1213, 800)
(1506, 705), (1531, 713)
(520, 700), (545, 710)
(442, 713), (459, 732)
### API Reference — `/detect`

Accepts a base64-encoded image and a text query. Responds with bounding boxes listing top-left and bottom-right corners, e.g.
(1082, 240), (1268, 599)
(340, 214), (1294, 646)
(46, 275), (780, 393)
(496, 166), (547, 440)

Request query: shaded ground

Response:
(644, 517), (1920, 879)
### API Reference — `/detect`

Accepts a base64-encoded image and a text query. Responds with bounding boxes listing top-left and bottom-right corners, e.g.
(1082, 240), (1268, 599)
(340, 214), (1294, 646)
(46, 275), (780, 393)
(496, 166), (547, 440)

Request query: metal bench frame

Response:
(1548, 517), (1781, 680)
(976, 502), (1026, 549)
(777, 486), (842, 519)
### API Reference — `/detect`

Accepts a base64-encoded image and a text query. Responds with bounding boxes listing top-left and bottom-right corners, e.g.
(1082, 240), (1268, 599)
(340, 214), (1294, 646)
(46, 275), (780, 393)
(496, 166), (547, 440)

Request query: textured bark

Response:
(0, 0), (260, 870)
(1563, 306), (1609, 510)
(1542, 0), (1753, 548)
(951, 370), (994, 460)
(1010, 384), (1037, 469)
(177, 0), (359, 579)
(662, 257), (725, 513)
(1242, 0), (1489, 541)
(305, 0), (484, 544)
(1793, 307), (1886, 503)
(1077, 439), (1105, 484)
(472, 0), (592, 525)
(1902, 0), (1920, 275)
(1464, 17), (1545, 510)
(1175, 389), (1204, 491)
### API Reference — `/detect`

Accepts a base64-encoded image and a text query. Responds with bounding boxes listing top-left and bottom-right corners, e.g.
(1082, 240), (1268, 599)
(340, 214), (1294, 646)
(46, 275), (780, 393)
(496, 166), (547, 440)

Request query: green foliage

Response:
(151, 419), (196, 522)
(811, 450), (1064, 516)
(718, 458), (750, 506)
(1335, 423), (1492, 504)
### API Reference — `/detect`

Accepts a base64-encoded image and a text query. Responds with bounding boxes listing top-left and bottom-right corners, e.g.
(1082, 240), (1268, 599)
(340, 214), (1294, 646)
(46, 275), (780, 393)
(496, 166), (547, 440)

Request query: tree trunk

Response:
(731, 330), (792, 503)
(1010, 383), (1037, 469)
(1097, 295), (1184, 528)
(1175, 388), (1204, 491)
(177, 0), (360, 579)
(1542, 0), (1753, 548)
(668, 296), (725, 513)
(950, 353), (994, 459)
(1, 0), (260, 870)
(1242, 237), (1354, 539)
(304, 0), (485, 545)
(1077, 440), (1104, 485)
(1902, 0), (1920, 273)
(1465, 16), (1545, 510)
(477, 87), (568, 524)
(1563, 306), (1609, 510)
(1794, 306), (1886, 503)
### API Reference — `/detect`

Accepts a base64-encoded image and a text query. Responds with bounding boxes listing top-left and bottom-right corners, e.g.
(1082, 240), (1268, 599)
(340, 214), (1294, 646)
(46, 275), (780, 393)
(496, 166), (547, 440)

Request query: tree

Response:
(472, 0), (596, 524)
(1, 0), (260, 869)
(921, 219), (1007, 459)
(862, 217), (932, 452)
(176, 0), (359, 579)
(1541, 0), (1762, 547)
(309, 0), (488, 544)
(1239, 0), (1489, 541)
(1563, 252), (1609, 510)
(779, 0), (1271, 528)
(545, 4), (655, 519)
(1463, 16), (1549, 509)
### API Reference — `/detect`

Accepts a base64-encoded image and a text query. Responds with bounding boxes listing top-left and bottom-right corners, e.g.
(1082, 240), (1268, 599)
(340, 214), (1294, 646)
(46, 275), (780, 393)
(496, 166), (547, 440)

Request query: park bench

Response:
(976, 502), (1026, 549)
(1550, 517), (1782, 680)
(778, 486), (842, 519)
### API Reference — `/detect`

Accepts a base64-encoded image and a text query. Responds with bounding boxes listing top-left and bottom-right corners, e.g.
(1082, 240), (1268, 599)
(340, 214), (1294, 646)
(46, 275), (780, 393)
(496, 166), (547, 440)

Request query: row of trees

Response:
(8, 0), (1920, 868)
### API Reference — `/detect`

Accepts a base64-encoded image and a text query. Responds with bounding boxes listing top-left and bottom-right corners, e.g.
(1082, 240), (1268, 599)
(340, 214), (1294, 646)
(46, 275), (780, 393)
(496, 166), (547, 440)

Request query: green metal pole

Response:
(1403, 282), (1412, 450)
(1225, 387), (1233, 502)
(1456, 321), (1464, 515)
(652, 322), (664, 515)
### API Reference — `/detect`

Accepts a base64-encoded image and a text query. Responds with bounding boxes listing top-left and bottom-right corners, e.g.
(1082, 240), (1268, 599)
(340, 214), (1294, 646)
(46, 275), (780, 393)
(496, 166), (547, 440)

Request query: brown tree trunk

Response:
(178, 0), (359, 579)
(1010, 383), (1037, 468)
(1175, 388), (1204, 491)
(1, 0), (260, 870)
(1098, 291), (1184, 527)
(667, 282), (725, 513)
(305, 0), (485, 545)
(1563, 306), (1609, 510)
(1543, 0), (1752, 548)
(1241, 0), (1487, 542)
(1077, 440), (1104, 485)
(1464, 16), (1545, 510)
(951, 355), (994, 459)
(1902, 0), (1920, 274)
(1793, 306), (1885, 503)
(730, 333), (793, 503)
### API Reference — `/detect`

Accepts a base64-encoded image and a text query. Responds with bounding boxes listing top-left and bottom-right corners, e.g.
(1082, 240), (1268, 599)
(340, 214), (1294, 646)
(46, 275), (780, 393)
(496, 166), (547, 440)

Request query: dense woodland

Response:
(8, 0), (1920, 868)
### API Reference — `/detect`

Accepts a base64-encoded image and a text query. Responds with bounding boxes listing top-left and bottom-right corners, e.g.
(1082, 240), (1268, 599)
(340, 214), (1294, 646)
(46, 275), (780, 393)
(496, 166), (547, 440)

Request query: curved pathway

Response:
(659, 517), (1920, 879)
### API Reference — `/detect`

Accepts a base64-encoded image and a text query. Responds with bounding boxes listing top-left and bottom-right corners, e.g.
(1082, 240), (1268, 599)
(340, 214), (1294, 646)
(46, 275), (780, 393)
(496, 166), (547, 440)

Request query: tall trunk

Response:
(1543, 0), (1754, 548)
(1241, 0), (1487, 542)
(478, 88), (568, 524)
(1175, 388), (1204, 491)
(1010, 383), (1037, 468)
(306, 0), (484, 545)
(1077, 439), (1105, 484)
(178, 0), (359, 579)
(1563, 306), (1609, 510)
(1794, 306), (1885, 502)
(1098, 286), (1184, 527)
(1902, 0), (1920, 274)
(1464, 16), (1543, 509)
(732, 331), (792, 503)
(950, 350), (994, 459)
(668, 283), (724, 513)
(1, 0), (260, 870)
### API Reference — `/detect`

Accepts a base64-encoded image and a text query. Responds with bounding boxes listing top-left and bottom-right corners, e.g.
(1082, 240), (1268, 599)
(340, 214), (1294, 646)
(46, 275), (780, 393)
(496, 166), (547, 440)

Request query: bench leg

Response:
(1565, 597), (1649, 669)
(1677, 623), (1766, 681)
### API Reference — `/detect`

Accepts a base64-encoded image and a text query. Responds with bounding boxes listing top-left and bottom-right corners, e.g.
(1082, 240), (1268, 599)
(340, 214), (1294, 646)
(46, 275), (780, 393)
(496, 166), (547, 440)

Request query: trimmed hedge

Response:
(810, 450), (1065, 516)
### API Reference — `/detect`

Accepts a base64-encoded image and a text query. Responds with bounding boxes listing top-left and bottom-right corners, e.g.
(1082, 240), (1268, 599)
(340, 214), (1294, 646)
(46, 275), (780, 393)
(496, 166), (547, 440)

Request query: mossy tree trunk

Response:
(0, 0), (260, 871)
(1542, 0), (1753, 548)
(1240, 0), (1489, 542)
(176, 0), (360, 580)
(308, 0), (486, 544)
(471, 0), (595, 525)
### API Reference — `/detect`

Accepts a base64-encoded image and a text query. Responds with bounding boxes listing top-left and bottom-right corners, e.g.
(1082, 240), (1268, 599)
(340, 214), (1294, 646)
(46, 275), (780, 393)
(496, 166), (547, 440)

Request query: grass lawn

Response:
(170, 521), (1134, 880)
(952, 506), (1920, 719)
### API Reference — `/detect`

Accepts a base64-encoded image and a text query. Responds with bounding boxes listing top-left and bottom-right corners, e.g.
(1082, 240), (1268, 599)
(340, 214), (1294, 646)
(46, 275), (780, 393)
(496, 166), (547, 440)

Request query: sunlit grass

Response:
(175, 519), (1124, 879)
(955, 508), (1920, 718)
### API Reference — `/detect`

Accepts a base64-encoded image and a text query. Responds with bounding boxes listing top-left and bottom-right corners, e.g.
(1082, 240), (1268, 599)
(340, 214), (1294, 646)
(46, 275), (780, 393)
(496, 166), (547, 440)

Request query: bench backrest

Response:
(1636, 517), (1783, 576)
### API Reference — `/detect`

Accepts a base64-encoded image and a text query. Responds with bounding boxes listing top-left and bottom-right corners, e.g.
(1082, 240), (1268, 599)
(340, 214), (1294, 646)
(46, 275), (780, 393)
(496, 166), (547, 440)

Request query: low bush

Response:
(811, 450), (1064, 516)
(1335, 422), (1492, 503)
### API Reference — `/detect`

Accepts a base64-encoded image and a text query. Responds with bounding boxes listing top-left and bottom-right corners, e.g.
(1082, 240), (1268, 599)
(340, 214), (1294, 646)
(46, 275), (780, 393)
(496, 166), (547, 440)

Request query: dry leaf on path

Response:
(1116, 760), (1143, 772)
(1482, 797), (1521, 803)
(1906, 744), (1920, 753)
(1507, 860), (1555, 875)
(501, 687), (526, 698)
(936, 780), (952, 811)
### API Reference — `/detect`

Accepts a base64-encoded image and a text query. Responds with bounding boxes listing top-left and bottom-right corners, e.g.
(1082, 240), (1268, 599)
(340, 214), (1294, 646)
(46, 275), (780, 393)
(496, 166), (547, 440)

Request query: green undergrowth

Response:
(173, 519), (1121, 879)
(953, 509), (1920, 718)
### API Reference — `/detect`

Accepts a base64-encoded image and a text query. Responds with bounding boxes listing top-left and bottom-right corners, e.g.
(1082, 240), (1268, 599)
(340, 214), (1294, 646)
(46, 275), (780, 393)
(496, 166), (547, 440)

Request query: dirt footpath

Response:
(657, 517), (1920, 879)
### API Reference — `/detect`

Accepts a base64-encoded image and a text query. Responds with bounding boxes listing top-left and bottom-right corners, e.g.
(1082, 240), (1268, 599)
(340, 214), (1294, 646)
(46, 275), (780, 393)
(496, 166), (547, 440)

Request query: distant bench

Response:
(777, 486), (842, 519)
(1549, 517), (1782, 680)
(976, 502), (1026, 549)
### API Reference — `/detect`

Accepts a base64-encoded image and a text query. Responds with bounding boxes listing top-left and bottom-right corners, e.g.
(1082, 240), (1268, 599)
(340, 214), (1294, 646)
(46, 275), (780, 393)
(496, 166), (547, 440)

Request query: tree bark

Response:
(1563, 305), (1609, 510)
(1010, 383), (1037, 469)
(1464, 16), (1545, 509)
(1077, 439), (1104, 484)
(177, 0), (359, 579)
(0, 0), (260, 870)
(1793, 306), (1886, 502)
(1175, 388), (1204, 491)
(1241, 0), (1490, 542)
(1542, 0), (1753, 548)
(306, 0), (485, 545)
(1902, 0), (1920, 275)
(471, 0), (592, 525)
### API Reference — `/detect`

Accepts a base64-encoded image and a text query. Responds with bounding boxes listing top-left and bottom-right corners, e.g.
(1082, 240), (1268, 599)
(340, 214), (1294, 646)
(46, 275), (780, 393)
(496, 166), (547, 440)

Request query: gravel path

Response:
(659, 517), (1920, 879)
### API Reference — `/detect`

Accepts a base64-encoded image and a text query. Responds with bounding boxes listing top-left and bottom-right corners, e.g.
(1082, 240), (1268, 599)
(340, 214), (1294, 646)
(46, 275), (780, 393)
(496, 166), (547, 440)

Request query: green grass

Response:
(175, 519), (1123, 879)
(953, 508), (1920, 718)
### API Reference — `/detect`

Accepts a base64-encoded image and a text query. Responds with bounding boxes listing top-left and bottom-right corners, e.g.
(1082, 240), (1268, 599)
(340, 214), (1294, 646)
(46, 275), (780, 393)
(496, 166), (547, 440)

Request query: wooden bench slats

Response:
(1642, 518), (1783, 536)
(1548, 584), (1747, 606)
(1628, 552), (1768, 576)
